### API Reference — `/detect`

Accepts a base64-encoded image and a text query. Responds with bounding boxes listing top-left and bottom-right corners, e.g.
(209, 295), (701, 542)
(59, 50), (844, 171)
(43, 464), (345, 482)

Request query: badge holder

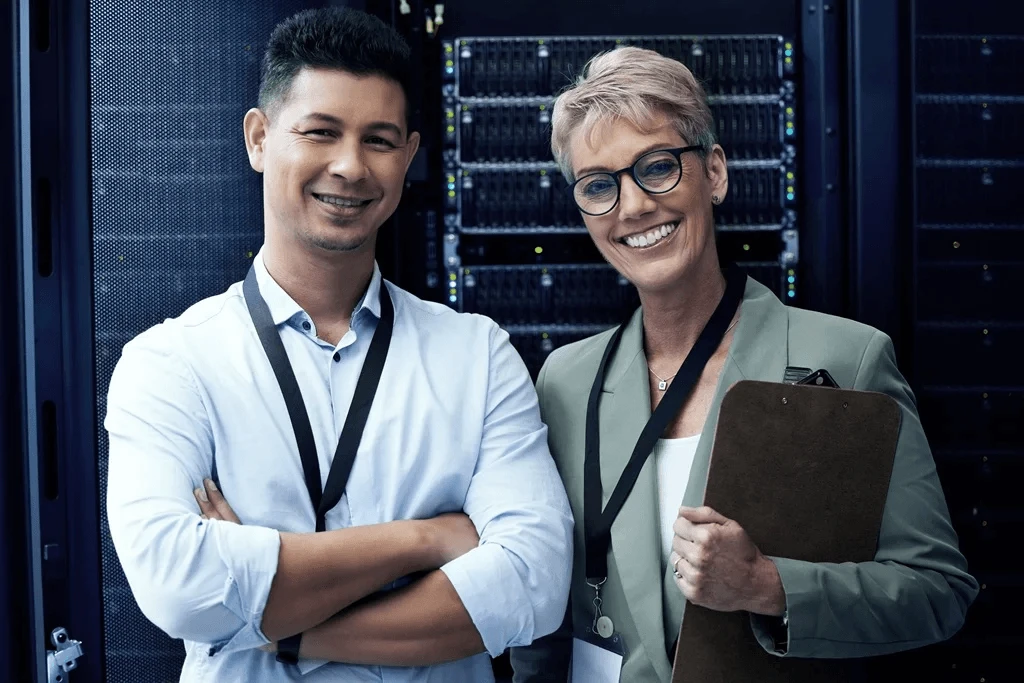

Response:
(570, 579), (626, 683)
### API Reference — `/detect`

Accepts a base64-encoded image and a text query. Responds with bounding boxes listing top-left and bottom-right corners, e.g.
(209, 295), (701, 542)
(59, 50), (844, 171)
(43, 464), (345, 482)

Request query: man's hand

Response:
(669, 506), (786, 616)
(194, 478), (241, 524)
(423, 512), (480, 565)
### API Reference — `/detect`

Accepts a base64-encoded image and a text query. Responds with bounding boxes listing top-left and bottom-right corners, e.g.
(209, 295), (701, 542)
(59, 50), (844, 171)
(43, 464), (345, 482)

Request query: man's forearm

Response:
(297, 569), (486, 666)
(260, 521), (437, 642)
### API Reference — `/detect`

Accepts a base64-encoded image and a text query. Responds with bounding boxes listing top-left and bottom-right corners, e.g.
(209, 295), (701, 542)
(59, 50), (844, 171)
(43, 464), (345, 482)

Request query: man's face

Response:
(245, 67), (420, 255)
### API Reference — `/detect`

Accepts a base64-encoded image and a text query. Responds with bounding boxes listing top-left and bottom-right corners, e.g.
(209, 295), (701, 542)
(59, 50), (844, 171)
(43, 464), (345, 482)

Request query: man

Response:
(105, 8), (573, 682)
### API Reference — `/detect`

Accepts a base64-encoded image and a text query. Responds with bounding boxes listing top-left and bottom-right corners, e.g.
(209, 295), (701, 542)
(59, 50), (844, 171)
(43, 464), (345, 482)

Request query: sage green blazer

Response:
(511, 276), (978, 683)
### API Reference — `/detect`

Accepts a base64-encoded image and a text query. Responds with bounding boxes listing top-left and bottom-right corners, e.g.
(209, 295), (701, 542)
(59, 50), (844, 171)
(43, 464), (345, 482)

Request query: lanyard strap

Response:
(242, 264), (394, 532)
(583, 266), (746, 581)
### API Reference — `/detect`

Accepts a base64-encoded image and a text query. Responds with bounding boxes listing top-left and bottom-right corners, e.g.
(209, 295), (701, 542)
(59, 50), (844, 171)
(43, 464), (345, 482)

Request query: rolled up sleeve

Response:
(105, 326), (280, 653)
(440, 323), (574, 657)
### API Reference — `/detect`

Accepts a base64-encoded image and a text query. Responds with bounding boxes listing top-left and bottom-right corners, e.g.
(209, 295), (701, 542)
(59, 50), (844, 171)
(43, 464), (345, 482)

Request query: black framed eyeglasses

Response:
(568, 145), (705, 216)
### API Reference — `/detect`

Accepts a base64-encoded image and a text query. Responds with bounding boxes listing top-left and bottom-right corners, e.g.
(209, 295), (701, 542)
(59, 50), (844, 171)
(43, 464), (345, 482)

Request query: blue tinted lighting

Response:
(448, 183), (455, 190)
(787, 290), (796, 298)
(449, 295), (458, 303)
(446, 67), (454, 74)
(788, 276), (795, 284)
(785, 49), (792, 56)
(786, 193), (795, 200)
(786, 129), (794, 135)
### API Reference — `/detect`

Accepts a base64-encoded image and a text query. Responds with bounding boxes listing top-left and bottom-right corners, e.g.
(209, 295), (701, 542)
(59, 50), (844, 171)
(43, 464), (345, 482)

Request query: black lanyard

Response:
(242, 264), (394, 533)
(583, 266), (746, 582)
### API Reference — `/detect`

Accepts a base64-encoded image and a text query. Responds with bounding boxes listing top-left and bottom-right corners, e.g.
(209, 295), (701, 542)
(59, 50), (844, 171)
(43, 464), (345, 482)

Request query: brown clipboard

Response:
(671, 379), (902, 683)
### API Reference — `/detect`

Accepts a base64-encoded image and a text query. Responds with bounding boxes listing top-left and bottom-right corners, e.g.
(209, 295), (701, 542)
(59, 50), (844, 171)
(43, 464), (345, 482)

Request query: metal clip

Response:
(46, 627), (83, 683)
(586, 578), (606, 628)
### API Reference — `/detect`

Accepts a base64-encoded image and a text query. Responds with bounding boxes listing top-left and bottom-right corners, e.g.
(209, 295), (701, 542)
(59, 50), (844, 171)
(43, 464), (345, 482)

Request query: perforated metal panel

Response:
(89, 1), (309, 680)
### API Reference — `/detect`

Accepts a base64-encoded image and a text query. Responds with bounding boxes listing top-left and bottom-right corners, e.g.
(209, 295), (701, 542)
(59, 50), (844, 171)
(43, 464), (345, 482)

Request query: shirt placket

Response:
(327, 319), (361, 529)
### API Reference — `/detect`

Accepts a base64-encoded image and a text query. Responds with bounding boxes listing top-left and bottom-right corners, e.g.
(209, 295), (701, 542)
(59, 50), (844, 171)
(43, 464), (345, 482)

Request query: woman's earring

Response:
(712, 195), (721, 205)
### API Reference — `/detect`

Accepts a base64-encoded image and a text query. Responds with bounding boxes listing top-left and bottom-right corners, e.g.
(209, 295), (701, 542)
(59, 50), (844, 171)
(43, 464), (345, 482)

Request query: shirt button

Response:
(301, 321), (311, 331)
(333, 352), (341, 362)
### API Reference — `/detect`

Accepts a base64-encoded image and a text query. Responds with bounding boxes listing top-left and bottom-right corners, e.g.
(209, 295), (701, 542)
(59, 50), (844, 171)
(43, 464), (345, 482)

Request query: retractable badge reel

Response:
(570, 578), (626, 683)
(589, 577), (616, 639)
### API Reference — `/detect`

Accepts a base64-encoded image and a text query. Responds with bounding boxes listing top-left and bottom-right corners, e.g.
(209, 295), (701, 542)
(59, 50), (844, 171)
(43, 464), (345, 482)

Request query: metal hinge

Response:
(46, 628), (83, 683)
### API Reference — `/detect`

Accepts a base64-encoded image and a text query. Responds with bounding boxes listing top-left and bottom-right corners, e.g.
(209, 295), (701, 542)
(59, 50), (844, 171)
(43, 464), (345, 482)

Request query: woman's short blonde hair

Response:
(551, 46), (717, 181)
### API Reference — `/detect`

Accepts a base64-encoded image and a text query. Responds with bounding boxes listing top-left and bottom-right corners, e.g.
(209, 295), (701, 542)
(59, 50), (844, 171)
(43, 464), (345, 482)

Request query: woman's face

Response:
(568, 111), (728, 295)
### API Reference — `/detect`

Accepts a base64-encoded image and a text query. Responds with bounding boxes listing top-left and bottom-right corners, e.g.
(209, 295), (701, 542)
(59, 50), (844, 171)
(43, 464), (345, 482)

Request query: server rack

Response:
(28, 0), (1023, 680)
(910, 1), (1023, 680)
(437, 35), (800, 377)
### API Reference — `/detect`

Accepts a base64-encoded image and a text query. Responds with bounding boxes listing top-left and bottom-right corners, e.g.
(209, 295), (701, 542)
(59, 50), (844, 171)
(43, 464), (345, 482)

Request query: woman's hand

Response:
(669, 505), (786, 616)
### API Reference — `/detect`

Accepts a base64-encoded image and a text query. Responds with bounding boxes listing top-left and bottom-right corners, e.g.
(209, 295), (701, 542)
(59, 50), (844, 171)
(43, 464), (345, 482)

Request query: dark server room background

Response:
(2, 0), (1021, 681)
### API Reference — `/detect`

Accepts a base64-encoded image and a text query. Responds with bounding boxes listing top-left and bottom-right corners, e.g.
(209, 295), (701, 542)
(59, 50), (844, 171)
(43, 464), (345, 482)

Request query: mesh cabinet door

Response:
(89, 1), (310, 680)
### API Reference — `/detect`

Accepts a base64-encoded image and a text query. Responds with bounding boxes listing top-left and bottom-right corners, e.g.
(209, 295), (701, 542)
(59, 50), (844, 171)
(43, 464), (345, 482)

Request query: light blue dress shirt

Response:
(105, 249), (574, 682)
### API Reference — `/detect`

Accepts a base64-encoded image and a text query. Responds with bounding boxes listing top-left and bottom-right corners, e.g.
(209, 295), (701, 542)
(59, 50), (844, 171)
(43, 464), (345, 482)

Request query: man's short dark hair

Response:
(258, 7), (413, 126)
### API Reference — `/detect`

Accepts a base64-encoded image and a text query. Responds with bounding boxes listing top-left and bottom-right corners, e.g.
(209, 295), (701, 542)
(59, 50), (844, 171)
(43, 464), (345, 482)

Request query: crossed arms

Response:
(105, 323), (573, 669)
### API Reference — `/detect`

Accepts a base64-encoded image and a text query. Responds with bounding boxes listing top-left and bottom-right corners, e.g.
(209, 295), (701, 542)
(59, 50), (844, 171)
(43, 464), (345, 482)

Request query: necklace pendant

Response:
(658, 380), (668, 391)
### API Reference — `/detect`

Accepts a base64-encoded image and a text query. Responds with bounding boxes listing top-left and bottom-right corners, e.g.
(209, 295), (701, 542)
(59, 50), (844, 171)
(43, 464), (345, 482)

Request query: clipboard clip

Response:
(793, 368), (839, 388)
(782, 366), (812, 384)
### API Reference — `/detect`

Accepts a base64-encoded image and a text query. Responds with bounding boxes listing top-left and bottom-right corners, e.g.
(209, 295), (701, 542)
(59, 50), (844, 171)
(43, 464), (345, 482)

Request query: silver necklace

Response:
(647, 318), (739, 391)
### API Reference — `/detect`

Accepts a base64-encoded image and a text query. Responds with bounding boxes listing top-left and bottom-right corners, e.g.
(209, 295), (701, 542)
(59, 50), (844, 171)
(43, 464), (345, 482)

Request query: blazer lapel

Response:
(599, 309), (673, 682)
(662, 276), (793, 650)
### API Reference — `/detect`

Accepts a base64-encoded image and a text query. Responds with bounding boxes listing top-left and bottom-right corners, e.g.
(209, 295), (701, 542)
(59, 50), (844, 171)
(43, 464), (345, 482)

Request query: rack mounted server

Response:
(911, 30), (1024, 680)
(437, 35), (799, 376)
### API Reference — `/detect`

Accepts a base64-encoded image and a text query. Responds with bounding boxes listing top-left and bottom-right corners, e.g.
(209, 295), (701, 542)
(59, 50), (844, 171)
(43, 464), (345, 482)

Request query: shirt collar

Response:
(253, 248), (383, 327)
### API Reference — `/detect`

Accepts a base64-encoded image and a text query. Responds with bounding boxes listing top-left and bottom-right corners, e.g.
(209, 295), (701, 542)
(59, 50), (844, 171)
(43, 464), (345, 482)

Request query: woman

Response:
(510, 47), (977, 682)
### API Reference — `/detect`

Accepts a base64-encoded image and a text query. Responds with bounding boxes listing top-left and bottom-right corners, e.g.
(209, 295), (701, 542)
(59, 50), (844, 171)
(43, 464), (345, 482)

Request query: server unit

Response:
(911, 1), (1024, 680)
(436, 35), (800, 377)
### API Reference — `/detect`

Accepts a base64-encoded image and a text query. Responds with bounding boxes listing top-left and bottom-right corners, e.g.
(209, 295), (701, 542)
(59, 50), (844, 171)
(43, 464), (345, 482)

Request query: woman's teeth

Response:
(624, 222), (677, 248)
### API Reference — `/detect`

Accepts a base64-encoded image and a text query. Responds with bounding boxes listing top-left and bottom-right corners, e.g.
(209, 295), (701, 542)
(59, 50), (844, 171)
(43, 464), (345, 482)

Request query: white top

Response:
(104, 248), (573, 682)
(656, 434), (702, 565)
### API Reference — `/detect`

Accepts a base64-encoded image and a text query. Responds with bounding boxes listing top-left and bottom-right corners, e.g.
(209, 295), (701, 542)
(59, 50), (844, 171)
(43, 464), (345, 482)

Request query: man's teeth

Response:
(316, 194), (368, 207)
(624, 223), (677, 248)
